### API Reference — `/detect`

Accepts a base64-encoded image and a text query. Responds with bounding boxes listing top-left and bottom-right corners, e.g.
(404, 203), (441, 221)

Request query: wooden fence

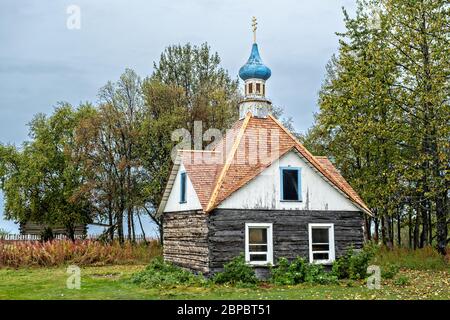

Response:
(0, 234), (154, 242)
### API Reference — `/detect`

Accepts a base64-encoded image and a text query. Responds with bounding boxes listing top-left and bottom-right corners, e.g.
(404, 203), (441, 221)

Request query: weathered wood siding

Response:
(19, 222), (86, 236)
(208, 209), (364, 273)
(163, 210), (209, 273)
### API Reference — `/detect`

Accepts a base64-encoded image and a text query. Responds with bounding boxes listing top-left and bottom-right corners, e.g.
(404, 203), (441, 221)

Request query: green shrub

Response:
(270, 257), (337, 285)
(332, 247), (374, 280)
(394, 275), (410, 286)
(270, 257), (292, 285)
(382, 264), (400, 279)
(304, 263), (338, 284)
(212, 254), (259, 285)
(332, 253), (351, 279)
(131, 257), (204, 287)
(270, 257), (307, 285)
(40, 227), (54, 242)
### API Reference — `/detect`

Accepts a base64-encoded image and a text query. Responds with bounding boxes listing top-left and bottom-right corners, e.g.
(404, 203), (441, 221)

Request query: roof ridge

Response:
(268, 114), (322, 165)
(179, 149), (220, 153)
(205, 112), (252, 212)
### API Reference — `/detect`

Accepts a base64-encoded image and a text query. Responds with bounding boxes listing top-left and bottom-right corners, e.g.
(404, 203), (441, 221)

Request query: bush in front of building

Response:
(331, 247), (374, 280)
(270, 257), (338, 285)
(212, 253), (259, 285)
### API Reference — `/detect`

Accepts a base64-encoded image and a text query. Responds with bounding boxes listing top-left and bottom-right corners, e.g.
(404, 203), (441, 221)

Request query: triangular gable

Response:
(315, 156), (367, 211)
(161, 160), (204, 213)
(158, 150), (221, 214)
(217, 148), (364, 212)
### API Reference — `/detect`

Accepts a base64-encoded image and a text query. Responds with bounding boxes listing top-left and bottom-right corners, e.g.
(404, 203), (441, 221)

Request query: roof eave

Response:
(156, 152), (182, 216)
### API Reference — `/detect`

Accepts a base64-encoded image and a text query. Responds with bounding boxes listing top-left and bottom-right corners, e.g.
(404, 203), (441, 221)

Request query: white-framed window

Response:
(280, 167), (302, 201)
(308, 223), (335, 264)
(245, 223), (273, 266)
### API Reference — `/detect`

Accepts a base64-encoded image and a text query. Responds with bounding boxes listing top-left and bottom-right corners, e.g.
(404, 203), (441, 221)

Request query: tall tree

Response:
(74, 69), (145, 242)
(0, 104), (95, 240)
(304, 0), (449, 254)
(151, 42), (240, 134)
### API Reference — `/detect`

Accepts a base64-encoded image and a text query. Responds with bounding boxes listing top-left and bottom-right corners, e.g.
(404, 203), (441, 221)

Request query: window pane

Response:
(249, 228), (267, 244)
(282, 169), (299, 200)
(249, 83), (253, 94)
(312, 244), (329, 251)
(256, 83), (261, 93)
(312, 228), (329, 243)
(250, 254), (267, 262)
(249, 244), (267, 252)
(313, 253), (329, 260)
(180, 173), (186, 202)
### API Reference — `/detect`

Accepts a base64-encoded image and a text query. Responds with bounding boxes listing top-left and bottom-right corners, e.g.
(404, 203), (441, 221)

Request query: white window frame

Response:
(245, 223), (273, 266)
(308, 223), (335, 265)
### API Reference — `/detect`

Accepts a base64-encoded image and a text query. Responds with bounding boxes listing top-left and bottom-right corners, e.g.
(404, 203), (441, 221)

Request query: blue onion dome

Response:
(239, 43), (271, 81)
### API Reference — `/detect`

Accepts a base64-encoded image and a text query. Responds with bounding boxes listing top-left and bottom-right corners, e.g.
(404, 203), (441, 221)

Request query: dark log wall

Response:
(19, 222), (86, 236)
(163, 210), (209, 273)
(208, 209), (364, 274)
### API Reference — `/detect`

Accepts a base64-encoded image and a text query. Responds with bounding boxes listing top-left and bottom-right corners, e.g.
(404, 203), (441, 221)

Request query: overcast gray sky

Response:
(0, 0), (356, 233)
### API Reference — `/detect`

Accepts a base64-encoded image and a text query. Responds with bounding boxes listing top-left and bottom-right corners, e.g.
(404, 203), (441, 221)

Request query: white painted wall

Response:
(218, 151), (360, 211)
(164, 164), (202, 212)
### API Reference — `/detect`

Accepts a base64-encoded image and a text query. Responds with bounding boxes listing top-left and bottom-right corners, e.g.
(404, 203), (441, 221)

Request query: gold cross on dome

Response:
(252, 16), (258, 43)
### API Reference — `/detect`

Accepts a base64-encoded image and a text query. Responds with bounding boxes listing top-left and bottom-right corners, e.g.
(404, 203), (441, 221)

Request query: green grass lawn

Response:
(0, 265), (448, 300)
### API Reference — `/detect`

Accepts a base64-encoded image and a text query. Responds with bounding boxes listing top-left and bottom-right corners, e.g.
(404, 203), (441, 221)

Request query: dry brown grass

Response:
(0, 239), (161, 268)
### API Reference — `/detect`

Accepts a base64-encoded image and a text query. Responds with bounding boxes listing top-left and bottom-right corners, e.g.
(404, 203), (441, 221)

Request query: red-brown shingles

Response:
(315, 156), (369, 212)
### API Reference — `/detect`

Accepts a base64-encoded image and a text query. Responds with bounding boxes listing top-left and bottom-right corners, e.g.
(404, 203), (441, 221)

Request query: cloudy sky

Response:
(0, 0), (356, 233)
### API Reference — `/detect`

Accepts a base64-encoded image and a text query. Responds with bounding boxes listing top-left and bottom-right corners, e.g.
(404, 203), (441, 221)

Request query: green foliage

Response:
(270, 257), (338, 285)
(394, 275), (410, 286)
(151, 42), (240, 133)
(332, 247), (374, 280)
(40, 227), (54, 242)
(131, 257), (204, 288)
(212, 254), (259, 285)
(0, 229), (9, 237)
(303, 0), (449, 253)
(303, 263), (338, 284)
(382, 264), (400, 279)
(372, 246), (448, 271)
(270, 257), (306, 285)
(0, 104), (95, 238)
(0, 265), (448, 300)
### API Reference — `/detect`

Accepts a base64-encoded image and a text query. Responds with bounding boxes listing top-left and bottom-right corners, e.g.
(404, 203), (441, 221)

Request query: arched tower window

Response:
(256, 83), (261, 94)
